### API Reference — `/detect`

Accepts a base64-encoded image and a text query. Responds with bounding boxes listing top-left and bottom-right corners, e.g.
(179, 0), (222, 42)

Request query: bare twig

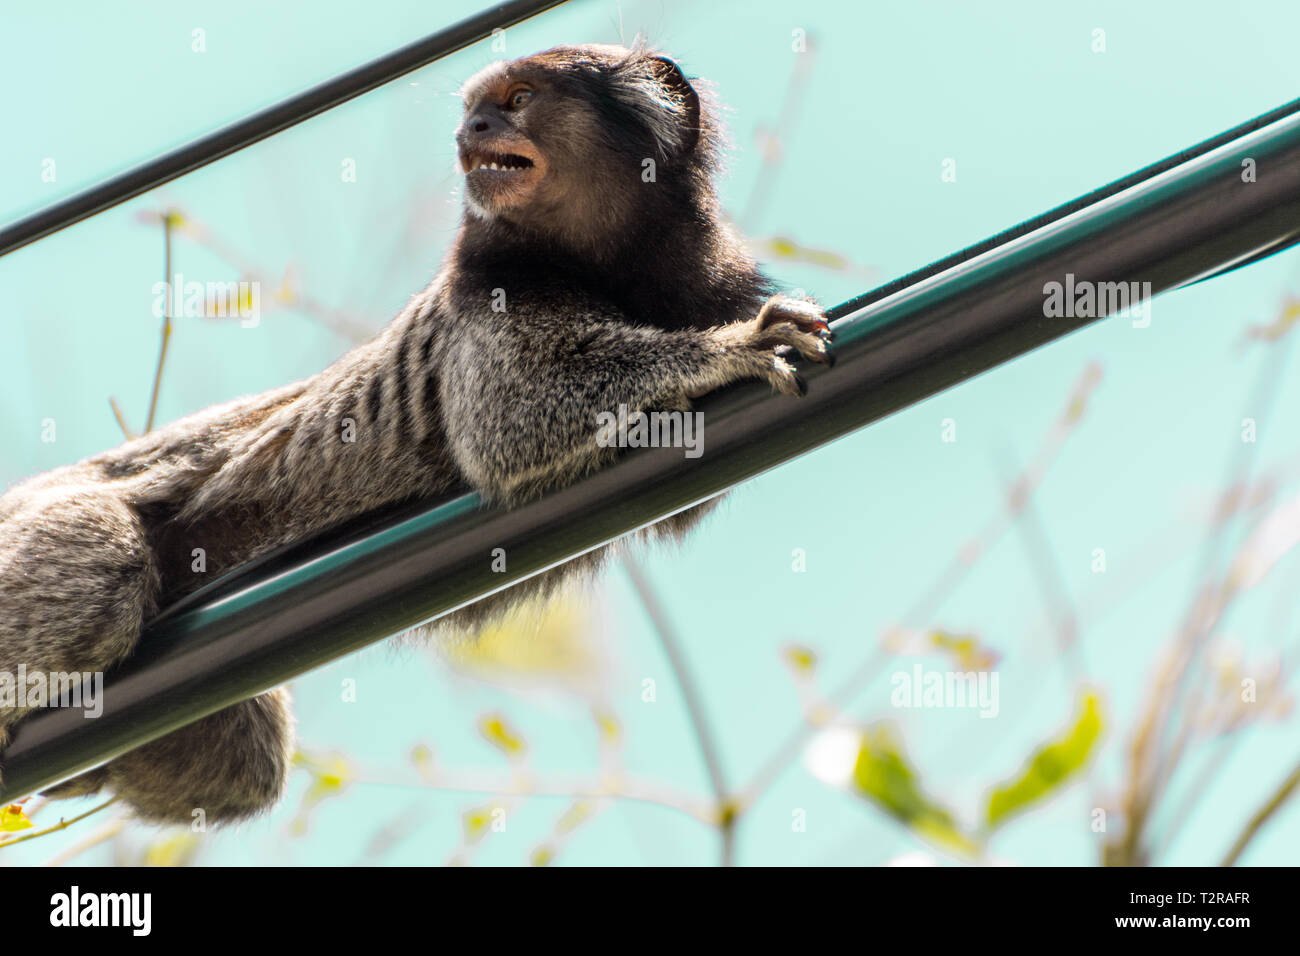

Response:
(1113, 318), (1296, 864)
(0, 796), (119, 849)
(622, 554), (736, 865)
(46, 819), (126, 866)
(355, 771), (712, 825)
(1155, 736), (1235, 860)
(996, 442), (1085, 676)
(740, 363), (1098, 808)
(739, 35), (818, 233)
(144, 210), (176, 433)
(1220, 755), (1300, 866)
(163, 210), (374, 342)
(107, 396), (135, 440)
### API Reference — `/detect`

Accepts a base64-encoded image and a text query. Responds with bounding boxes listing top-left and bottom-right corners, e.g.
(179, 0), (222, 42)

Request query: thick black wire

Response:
(830, 96), (1300, 320)
(0, 0), (569, 257)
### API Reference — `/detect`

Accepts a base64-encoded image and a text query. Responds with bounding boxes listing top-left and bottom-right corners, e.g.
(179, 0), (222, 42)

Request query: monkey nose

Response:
(462, 108), (509, 140)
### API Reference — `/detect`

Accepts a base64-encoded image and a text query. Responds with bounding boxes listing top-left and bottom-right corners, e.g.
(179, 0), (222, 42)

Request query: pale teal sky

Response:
(2, 0), (1299, 865)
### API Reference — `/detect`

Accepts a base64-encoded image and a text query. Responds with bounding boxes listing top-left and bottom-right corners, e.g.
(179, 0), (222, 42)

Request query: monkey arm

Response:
(437, 293), (829, 501)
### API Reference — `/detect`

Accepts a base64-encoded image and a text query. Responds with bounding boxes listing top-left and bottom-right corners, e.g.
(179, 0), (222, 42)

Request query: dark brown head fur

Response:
(451, 43), (774, 332)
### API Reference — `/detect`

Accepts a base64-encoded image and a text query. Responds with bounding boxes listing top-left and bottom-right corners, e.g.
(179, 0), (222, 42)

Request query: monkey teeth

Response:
(465, 152), (536, 174)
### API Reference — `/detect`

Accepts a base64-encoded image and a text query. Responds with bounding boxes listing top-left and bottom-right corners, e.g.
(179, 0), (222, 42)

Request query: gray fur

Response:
(0, 44), (828, 824)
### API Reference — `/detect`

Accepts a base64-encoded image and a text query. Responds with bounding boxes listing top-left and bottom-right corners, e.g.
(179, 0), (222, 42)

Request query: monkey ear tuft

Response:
(609, 53), (702, 160)
(647, 56), (701, 155)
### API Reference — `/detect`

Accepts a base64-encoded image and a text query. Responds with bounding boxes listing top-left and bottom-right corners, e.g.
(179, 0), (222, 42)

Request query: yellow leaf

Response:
(985, 690), (1104, 830)
(462, 806), (495, 844)
(530, 844), (555, 866)
(410, 744), (435, 779)
(236, 282), (256, 315)
(443, 598), (598, 684)
(593, 710), (621, 745)
(1, 804), (33, 832)
(478, 712), (526, 757)
(143, 832), (200, 867)
(929, 630), (999, 670)
(761, 236), (849, 271)
(292, 750), (354, 824)
(556, 800), (594, 836)
(782, 644), (818, 673)
(275, 268), (298, 305)
(1247, 296), (1300, 342)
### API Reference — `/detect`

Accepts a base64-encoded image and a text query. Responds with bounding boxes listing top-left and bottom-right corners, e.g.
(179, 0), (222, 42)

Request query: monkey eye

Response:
(507, 89), (533, 109)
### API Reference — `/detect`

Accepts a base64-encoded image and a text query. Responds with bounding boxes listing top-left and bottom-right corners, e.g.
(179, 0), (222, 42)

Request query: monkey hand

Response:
(697, 295), (833, 398)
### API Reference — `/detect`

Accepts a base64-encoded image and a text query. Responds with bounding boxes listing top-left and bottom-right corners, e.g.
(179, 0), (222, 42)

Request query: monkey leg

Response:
(47, 689), (295, 826)
(0, 483), (291, 824)
(0, 485), (159, 737)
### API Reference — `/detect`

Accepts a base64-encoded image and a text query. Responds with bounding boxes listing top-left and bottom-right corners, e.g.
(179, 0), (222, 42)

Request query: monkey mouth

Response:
(458, 141), (547, 211)
(460, 149), (537, 175)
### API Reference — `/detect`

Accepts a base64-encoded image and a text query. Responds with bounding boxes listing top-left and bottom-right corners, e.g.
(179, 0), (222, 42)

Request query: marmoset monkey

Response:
(0, 44), (830, 824)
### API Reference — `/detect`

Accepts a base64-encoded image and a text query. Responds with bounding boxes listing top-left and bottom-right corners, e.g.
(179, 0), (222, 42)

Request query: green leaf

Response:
(984, 690), (1104, 830)
(850, 726), (978, 856)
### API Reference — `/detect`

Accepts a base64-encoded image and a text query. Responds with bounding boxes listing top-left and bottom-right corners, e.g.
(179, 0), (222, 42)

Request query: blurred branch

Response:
(738, 34), (818, 234)
(623, 555), (737, 865)
(144, 209), (177, 433)
(46, 819), (126, 866)
(108, 208), (181, 436)
(1110, 301), (1298, 865)
(1220, 754), (1300, 866)
(1155, 735), (1235, 860)
(356, 770), (713, 825)
(740, 362), (1099, 808)
(159, 209), (375, 343)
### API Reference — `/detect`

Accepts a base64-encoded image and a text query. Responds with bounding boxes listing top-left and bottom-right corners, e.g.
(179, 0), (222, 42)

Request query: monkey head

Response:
(454, 44), (713, 251)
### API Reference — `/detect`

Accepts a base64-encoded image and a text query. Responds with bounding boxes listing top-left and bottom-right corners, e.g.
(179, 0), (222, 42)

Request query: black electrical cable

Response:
(832, 96), (1300, 320)
(3, 100), (1299, 803)
(0, 0), (569, 257)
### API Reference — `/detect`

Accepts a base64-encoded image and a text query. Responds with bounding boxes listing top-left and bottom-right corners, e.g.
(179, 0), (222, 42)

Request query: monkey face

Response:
(455, 81), (550, 213)
(456, 45), (705, 241)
